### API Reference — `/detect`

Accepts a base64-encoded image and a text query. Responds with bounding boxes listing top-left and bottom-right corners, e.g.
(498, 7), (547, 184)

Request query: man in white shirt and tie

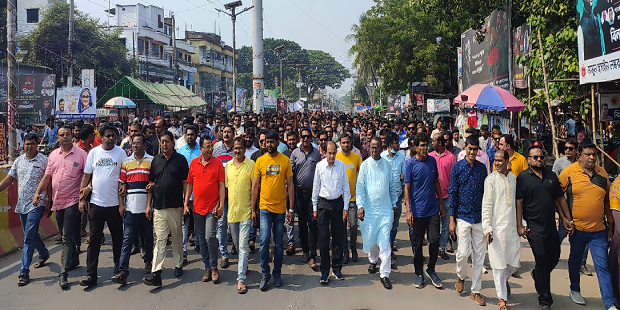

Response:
(312, 141), (351, 285)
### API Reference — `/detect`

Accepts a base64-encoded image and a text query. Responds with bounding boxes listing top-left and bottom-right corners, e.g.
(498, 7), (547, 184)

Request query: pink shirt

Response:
(45, 145), (88, 210)
(429, 150), (455, 199)
(457, 149), (491, 174)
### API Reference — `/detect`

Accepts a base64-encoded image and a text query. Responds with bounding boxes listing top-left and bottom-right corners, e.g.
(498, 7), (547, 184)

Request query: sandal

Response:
(33, 255), (50, 268)
(498, 299), (507, 310)
(237, 282), (247, 294)
(17, 274), (30, 286)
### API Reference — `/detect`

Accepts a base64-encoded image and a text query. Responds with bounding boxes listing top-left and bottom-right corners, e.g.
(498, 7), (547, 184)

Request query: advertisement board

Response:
(55, 87), (97, 119)
(461, 6), (511, 91)
(235, 88), (246, 112)
(599, 93), (620, 122)
(427, 99), (450, 114)
(578, 0), (620, 84)
(16, 74), (56, 123)
(513, 23), (531, 89)
(264, 89), (278, 110)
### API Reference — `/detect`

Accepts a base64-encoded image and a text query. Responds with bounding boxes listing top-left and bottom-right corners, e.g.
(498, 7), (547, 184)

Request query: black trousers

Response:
(318, 197), (345, 275)
(86, 204), (124, 277)
(527, 236), (561, 306)
(296, 191), (318, 258)
(411, 212), (440, 275)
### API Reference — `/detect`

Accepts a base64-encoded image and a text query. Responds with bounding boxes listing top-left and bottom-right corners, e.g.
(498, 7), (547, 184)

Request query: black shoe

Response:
(259, 274), (271, 291)
(342, 252), (349, 265)
(380, 277), (392, 289)
(79, 275), (97, 287)
(368, 263), (378, 274)
(174, 267), (183, 277)
(143, 272), (162, 286)
(131, 244), (140, 255)
(220, 258), (230, 269)
(439, 250), (449, 261)
(351, 250), (358, 262)
(111, 273), (127, 286)
(59, 274), (69, 289)
(231, 245), (238, 256)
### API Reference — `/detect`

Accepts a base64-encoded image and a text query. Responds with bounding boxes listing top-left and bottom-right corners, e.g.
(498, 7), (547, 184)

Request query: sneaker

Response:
(413, 275), (424, 288)
(608, 306), (619, 310)
(320, 274), (329, 284)
(425, 269), (443, 288)
(569, 290), (586, 305)
(331, 271), (344, 280)
(580, 265), (593, 276)
(439, 250), (449, 260)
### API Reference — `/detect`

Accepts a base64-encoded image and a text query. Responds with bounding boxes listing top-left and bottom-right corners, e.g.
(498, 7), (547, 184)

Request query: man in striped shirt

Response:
(212, 124), (235, 268)
(112, 134), (154, 285)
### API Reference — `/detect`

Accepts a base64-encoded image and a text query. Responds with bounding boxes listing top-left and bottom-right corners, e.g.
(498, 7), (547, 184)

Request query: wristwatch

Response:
(288, 209), (294, 213)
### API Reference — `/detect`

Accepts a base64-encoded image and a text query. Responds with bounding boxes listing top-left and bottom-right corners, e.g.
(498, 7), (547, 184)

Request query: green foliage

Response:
(18, 2), (137, 98)
(236, 38), (350, 103)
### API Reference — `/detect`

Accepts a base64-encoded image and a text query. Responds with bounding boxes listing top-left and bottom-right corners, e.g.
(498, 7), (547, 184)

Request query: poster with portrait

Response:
(513, 23), (531, 89)
(599, 93), (620, 122)
(15, 74), (56, 123)
(235, 88), (246, 112)
(461, 6), (511, 91)
(264, 89), (278, 110)
(577, 0), (620, 84)
(56, 87), (97, 119)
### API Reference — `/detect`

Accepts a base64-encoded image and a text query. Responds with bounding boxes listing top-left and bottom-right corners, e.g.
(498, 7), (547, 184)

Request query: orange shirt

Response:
(187, 155), (225, 215)
(559, 162), (609, 232)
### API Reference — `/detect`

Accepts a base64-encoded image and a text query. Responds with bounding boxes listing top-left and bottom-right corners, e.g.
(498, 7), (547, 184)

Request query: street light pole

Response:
(274, 44), (285, 99)
(217, 1), (253, 113)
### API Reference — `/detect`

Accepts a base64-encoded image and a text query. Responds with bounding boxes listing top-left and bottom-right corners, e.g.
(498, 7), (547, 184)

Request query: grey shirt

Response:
(290, 146), (321, 191)
(552, 155), (574, 176)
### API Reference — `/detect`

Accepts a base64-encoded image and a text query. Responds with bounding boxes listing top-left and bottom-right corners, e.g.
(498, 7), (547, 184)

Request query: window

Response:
(151, 43), (159, 57)
(137, 39), (144, 54)
(118, 38), (126, 46)
(26, 9), (39, 23)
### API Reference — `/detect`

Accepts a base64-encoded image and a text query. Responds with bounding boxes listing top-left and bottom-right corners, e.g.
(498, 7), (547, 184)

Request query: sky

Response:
(75, 0), (376, 97)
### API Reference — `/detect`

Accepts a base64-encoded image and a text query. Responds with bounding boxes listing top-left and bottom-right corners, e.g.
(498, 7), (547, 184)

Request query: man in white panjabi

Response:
(482, 150), (523, 310)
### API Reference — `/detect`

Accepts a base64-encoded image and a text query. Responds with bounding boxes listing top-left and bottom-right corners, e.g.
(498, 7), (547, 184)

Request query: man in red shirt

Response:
(185, 136), (226, 283)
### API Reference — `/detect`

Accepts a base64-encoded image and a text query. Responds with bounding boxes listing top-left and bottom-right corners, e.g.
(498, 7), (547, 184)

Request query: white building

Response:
(16, 0), (60, 37)
(115, 4), (196, 88)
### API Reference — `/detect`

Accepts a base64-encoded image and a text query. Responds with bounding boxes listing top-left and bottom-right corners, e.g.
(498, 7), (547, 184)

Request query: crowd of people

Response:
(4, 109), (619, 310)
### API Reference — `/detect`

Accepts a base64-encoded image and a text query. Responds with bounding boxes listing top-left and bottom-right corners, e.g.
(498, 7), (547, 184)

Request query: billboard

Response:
(578, 0), (620, 84)
(16, 74), (56, 123)
(427, 99), (450, 114)
(461, 6), (511, 91)
(599, 93), (620, 122)
(235, 88), (246, 112)
(513, 23), (531, 89)
(55, 87), (97, 119)
(264, 89), (277, 110)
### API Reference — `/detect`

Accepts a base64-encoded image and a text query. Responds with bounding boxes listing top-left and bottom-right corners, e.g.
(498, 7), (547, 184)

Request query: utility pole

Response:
(274, 44), (285, 99)
(216, 1), (253, 112)
(68, 0), (74, 86)
(296, 64), (302, 100)
(252, 0), (264, 113)
(172, 12), (178, 84)
(7, 0), (16, 163)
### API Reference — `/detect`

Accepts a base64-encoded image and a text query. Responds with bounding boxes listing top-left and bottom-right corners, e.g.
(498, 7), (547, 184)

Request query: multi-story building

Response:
(185, 31), (234, 113)
(16, 0), (61, 38)
(115, 4), (196, 87)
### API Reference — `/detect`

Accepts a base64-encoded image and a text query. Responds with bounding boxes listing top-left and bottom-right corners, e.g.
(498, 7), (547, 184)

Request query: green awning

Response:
(98, 76), (206, 108)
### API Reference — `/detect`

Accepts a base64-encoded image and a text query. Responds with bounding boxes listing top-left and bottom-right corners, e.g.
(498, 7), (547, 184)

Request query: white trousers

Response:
(493, 265), (517, 301)
(369, 244), (391, 278)
(455, 219), (485, 293)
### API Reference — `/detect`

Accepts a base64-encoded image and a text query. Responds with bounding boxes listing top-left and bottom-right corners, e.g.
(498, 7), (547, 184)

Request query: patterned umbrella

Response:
(454, 84), (525, 112)
(103, 97), (137, 109)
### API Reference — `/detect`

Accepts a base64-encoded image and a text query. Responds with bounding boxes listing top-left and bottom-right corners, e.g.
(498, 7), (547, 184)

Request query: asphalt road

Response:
(0, 216), (607, 310)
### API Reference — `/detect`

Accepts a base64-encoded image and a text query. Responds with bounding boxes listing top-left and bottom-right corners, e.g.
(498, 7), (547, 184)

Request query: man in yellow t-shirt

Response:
(496, 134), (528, 177)
(558, 142), (615, 308)
(251, 130), (294, 291)
(336, 133), (362, 264)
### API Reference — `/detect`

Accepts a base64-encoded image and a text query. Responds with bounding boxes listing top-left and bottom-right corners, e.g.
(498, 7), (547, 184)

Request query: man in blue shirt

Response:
(43, 117), (58, 148)
(449, 136), (488, 306)
(393, 119), (407, 144)
(178, 125), (202, 262)
(404, 132), (445, 289)
(566, 114), (575, 137)
(381, 132), (406, 260)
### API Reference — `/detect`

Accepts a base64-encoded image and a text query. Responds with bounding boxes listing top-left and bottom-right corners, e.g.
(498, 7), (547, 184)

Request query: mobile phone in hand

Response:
(487, 234), (493, 244)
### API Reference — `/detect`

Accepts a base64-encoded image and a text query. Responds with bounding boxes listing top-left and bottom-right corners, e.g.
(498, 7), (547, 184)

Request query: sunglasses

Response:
(407, 127), (415, 131)
(565, 146), (575, 151)
(319, 138), (327, 142)
(529, 155), (545, 161)
(301, 135), (311, 139)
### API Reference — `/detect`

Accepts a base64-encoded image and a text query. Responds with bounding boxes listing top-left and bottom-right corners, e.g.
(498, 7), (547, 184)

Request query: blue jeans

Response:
(439, 197), (450, 251)
(259, 209), (285, 276)
(19, 206), (49, 275)
(194, 212), (219, 270)
(569, 229), (614, 309)
(118, 211), (154, 276)
(230, 218), (251, 282)
(389, 193), (403, 249)
(559, 219), (589, 266)
(217, 199), (229, 258)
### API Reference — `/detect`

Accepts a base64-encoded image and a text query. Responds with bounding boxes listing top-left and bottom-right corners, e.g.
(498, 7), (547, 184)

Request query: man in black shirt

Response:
(143, 131), (189, 286)
(516, 145), (572, 310)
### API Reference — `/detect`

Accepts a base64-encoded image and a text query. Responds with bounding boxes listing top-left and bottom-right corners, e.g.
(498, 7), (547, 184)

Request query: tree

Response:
(18, 2), (137, 98)
(236, 38), (350, 107)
